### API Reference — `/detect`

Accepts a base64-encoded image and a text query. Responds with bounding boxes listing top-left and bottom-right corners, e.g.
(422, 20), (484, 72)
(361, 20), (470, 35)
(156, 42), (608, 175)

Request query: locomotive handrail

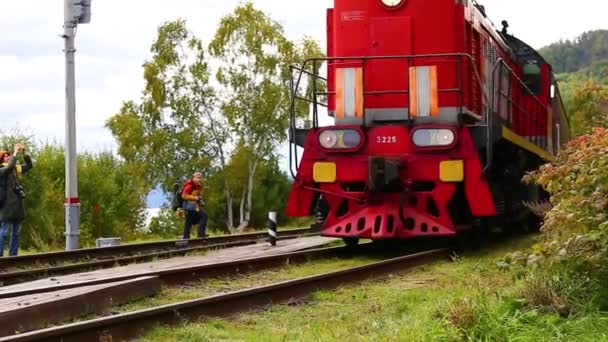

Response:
(484, 57), (552, 173)
(492, 58), (549, 114)
(288, 65), (303, 179)
(495, 60), (548, 140)
(299, 52), (490, 107)
(288, 52), (491, 179)
(485, 59), (502, 173)
(292, 52), (490, 123)
(291, 65), (328, 82)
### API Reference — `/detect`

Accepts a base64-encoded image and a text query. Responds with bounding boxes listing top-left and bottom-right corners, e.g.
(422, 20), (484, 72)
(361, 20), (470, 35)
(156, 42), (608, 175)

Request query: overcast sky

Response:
(0, 0), (605, 157)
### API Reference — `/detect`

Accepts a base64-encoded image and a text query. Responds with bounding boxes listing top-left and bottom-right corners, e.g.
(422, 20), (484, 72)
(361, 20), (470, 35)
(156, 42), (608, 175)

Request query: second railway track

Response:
(0, 232), (315, 286)
(0, 227), (316, 272)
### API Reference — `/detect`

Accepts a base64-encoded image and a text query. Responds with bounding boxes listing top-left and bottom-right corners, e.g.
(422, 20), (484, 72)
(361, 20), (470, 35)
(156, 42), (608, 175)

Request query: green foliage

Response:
(540, 30), (608, 73)
(0, 131), (147, 251)
(442, 120), (608, 339)
(147, 208), (182, 239)
(109, 7), (324, 230)
(526, 127), (608, 241)
(209, 3), (324, 154)
(540, 30), (608, 135)
(205, 2), (324, 228)
(209, 2), (293, 156)
(444, 290), (608, 341)
(77, 152), (147, 244)
(495, 127), (608, 315)
(200, 156), (299, 233)
(106, 19), (215, 194)
(249, 158), (293, 227)
(564, 80), (608, 136)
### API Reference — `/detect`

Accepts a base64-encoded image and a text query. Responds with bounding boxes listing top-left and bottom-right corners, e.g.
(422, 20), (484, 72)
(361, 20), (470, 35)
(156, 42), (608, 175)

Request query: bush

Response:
(1, 131), (149, 251)
(526, 127), (608, 239)
(147, 207), (183, 239)
(505, 126), (608, 314)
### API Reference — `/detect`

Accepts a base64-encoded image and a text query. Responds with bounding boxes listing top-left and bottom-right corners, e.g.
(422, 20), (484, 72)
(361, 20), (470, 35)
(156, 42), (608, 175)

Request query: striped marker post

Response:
(268, 211), (277, 246)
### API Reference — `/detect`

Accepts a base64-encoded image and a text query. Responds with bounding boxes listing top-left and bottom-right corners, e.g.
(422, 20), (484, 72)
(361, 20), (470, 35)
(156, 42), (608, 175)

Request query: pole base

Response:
(65, 203), (80, 251)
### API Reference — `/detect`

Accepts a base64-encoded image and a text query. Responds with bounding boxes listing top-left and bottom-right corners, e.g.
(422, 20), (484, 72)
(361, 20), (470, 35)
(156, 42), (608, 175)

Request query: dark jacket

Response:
(0, 155), (33, 222)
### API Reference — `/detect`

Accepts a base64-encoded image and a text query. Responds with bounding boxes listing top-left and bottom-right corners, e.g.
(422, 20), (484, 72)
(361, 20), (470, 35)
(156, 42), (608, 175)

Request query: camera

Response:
(14, 185), (25, 199)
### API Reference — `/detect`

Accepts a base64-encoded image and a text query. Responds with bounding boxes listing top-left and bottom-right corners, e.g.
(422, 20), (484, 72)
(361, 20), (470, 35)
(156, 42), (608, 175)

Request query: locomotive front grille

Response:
(368, 157), (403, 193)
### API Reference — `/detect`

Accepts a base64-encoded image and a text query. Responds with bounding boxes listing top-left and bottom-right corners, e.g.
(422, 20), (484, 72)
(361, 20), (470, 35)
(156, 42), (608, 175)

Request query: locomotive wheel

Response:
(343, 237), (359, 248)
(470, 218), (490, 249)
(451, 219), (488, 254)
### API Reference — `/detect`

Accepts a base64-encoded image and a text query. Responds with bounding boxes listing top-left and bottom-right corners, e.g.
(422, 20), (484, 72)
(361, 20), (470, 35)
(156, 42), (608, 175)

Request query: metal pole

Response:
(556, 123), (561, 153)
(64, 0), (80, 251)
(268, 211), (277, 246)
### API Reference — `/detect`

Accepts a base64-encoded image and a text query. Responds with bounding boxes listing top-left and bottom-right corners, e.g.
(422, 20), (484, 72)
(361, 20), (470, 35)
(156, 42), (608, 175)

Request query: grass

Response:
(134, 233), (608, 342)
(29, 242), (366, 332)
(116, 253), (380, 313)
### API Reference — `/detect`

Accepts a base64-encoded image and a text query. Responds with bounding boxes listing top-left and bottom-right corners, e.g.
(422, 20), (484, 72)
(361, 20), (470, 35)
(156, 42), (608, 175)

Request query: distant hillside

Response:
(539, 30), (608, 74)
(539, 30), (608, 136)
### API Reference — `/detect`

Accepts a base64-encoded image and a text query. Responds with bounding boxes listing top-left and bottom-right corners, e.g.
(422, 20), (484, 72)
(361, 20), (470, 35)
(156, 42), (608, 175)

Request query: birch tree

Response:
(107, 20), (237, 230)
(210, 2), (324, 229)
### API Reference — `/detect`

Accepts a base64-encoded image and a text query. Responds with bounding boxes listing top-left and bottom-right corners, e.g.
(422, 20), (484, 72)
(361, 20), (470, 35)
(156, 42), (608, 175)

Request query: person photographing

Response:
(0, 143), (33, 256)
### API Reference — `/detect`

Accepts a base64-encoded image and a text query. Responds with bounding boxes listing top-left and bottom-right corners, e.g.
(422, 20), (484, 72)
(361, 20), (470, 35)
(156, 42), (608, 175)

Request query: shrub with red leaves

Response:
(501, 126), (608, 314)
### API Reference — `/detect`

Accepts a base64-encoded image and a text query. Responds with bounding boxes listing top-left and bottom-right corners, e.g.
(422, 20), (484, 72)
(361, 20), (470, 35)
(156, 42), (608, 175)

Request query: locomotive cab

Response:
(522, 62), (542, 95)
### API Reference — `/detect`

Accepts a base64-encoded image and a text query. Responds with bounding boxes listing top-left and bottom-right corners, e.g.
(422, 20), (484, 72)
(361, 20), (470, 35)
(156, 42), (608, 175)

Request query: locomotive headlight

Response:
(342, 129), (362, 148)
(319, 130), (338, 149)
(318, 129), (363, 150)
(380, 0), (404, 8)
(412, 128), (456, 147)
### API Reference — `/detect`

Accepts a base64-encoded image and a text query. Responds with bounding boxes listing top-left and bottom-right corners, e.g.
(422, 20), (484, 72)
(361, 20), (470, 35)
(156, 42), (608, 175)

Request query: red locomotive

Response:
(286, 0), (570, 245)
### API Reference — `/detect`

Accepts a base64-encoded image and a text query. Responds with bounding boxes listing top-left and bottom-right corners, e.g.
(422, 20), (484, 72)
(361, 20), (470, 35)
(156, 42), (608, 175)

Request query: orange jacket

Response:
(181, 179), (203, 212)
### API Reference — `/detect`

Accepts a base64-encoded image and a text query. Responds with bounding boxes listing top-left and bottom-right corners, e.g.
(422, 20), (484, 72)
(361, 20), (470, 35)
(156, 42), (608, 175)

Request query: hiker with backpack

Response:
(176, 172), (208, 239)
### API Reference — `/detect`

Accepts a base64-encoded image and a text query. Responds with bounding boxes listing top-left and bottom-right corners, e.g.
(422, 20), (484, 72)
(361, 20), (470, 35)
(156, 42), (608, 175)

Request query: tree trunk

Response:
(224, 184), (235, 234)
(244, 159), (257, 223)
(203, 108), (235, 233)
(237, 158), (258, 231)
(238, 188), (246, 230)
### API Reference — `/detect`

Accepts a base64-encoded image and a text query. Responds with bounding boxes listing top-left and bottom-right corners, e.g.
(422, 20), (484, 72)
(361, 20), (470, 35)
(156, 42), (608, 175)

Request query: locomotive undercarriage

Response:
(311, 156), (464, 243)
(311, 137), (547, 245)
(315, 183), (458, 237)
(481, 139), (547, 230)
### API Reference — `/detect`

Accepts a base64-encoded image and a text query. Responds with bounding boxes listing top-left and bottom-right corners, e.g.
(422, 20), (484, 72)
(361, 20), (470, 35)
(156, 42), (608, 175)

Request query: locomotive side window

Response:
(522, 61), (542, 95)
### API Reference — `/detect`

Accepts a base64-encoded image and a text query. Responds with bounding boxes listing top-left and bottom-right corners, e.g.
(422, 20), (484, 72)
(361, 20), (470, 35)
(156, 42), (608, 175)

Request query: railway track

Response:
(0, 232), (316, 286)
(0, 248), (449, 342)
(0, 227), (316, 272)
(0, 242), (367, 298)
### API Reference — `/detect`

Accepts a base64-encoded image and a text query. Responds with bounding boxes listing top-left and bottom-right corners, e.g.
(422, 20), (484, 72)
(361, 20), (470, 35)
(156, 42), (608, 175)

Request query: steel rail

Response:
(0, 241), (374, 299)
(0, 248), (449, 342)
(0, 233), (316, 286)
(0, 227), (316, 271)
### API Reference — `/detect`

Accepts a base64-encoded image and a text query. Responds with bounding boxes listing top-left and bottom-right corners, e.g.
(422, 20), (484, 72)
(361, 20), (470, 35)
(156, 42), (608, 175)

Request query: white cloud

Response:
(0, 0), (331, 153)
(481, 0), (606, 49)
(0, 0), (605, 160)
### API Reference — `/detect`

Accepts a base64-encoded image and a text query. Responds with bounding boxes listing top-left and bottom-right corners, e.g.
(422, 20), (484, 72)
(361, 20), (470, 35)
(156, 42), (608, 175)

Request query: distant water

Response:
(143, 208), (162, 229)
(146, 186), (167, 208)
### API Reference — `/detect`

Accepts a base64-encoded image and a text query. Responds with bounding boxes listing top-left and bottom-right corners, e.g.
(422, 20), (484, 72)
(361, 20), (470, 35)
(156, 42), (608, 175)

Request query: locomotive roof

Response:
(471, 0), (545, 66)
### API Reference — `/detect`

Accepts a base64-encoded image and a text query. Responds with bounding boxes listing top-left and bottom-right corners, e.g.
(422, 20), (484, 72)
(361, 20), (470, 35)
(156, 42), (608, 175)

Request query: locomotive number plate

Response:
(376, 135), (398, 144)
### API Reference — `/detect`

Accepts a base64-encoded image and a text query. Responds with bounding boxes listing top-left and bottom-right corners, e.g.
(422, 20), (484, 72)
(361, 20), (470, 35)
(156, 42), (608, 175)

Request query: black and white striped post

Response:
(268, 211), (277, 246)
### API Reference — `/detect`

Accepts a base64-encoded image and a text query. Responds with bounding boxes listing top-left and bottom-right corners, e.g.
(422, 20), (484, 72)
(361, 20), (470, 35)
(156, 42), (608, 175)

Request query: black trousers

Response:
(183, 209), (208, 239)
